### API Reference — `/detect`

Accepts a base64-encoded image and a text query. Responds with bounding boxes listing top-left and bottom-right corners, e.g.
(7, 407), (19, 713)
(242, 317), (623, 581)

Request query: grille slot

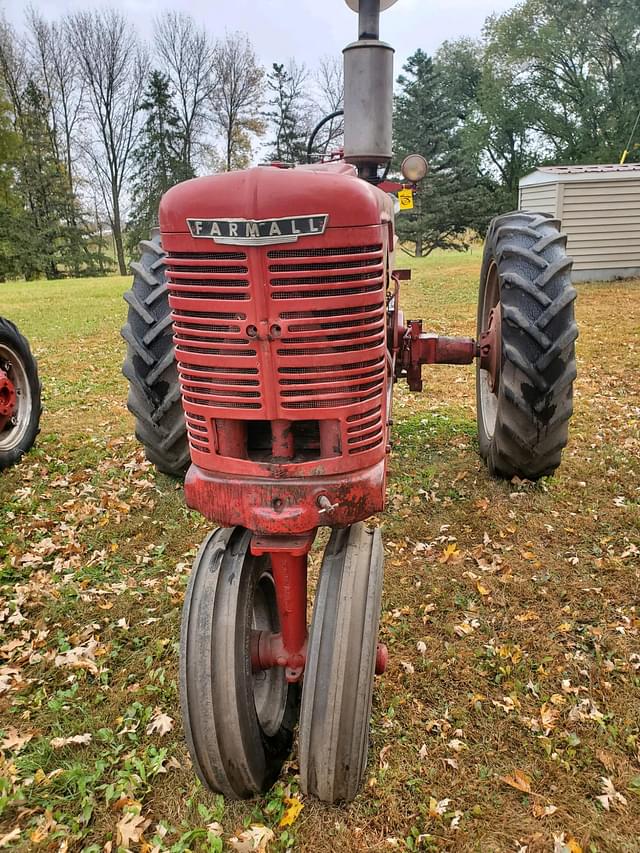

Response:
(271, 271), (381, 287)
(280, 302), (383, 321)
(268, 244), (382, 259)
(272, 284), (382, 300)
(169, 251), (246, 260)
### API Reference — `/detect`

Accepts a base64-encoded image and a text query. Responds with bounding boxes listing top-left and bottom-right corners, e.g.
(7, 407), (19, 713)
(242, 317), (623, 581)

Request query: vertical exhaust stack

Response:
(343, 0), (395, 180)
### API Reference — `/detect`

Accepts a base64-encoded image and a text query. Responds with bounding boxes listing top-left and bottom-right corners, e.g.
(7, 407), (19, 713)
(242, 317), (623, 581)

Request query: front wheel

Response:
(299, 523), (384, 803)
(477, 211), (578, 480)
(180, 527), (300, 799)
(0, 318), (41, 471)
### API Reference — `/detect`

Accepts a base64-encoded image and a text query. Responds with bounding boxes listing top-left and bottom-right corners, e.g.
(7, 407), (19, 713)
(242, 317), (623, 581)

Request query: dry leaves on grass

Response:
(596, 776), (628, 811)
(279, 796), (304, 828)
(146, 709), (174, 736)
(0, 827), (21, 849)
(50, 733), (92, 749)
(500, 769), (532, 793)
(116, 812), (152, 849)
(228, 824), (275, 852)
(0, 727), (34, 753)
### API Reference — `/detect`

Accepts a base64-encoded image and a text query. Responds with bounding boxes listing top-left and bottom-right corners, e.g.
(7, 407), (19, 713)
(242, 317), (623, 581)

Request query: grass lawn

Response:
(0, 252), (639, 852)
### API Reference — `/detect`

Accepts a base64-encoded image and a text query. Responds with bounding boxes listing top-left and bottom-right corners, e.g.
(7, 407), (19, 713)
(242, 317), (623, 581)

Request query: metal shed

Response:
(519, 164), (640, 282)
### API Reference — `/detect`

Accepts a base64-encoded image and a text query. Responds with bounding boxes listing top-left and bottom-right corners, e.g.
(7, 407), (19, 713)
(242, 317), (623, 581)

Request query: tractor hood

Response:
(159, 161), (393, 234)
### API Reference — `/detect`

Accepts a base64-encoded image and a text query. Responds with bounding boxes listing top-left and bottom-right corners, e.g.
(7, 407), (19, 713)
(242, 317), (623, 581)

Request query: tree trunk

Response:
(111, 191), (127, 275)
(415, 236), (423, 258)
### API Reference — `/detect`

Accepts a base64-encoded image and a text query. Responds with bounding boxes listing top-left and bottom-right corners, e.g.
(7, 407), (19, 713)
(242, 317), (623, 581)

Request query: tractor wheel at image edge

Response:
(121, 231), (189, 478)
(0, 318), (41, 471)
(477, 211), (578, 480)
(299, 523), (384, 803)
(180, 527), (300, 799)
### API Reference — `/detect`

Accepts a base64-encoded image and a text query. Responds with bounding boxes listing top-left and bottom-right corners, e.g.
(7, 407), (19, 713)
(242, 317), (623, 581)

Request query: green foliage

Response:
(485, 0), (640, 165)
(265, 62), (309, 164)
(3, 81), (103, 280)
(126, 71), (194, 256)
(393, 50), (497, 256)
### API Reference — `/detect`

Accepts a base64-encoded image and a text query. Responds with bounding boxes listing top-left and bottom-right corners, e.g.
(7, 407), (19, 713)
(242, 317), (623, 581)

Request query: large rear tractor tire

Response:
(477, 211), (578, 480)
(0, 318), (41, 471)
(121, 231), (189, 478)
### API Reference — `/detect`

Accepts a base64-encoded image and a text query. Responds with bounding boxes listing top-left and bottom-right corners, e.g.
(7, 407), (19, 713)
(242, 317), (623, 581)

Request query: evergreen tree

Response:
(10, 81), (99, 279)
(393, 50), (495, 256)
(0, 87), (21, 280)
(127, 70), (194, 254)
(265, 62), (309, 164)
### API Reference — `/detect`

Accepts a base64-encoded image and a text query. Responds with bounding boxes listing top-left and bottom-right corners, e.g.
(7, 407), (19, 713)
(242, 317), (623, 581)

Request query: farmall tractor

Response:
(0, 317), (41, 471)
(122, 0), (577, 802)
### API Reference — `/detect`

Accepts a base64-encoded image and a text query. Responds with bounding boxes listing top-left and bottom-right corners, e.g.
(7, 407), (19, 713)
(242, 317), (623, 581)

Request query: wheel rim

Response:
(479, 261), (501, 440)
(252, 568), (288, 737)
(0, 343), (32, 453)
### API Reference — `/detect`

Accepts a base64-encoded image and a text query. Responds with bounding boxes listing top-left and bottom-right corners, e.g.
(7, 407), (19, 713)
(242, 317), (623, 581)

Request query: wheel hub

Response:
(479, 303), (502, 393)
(0, 366), (17, 431)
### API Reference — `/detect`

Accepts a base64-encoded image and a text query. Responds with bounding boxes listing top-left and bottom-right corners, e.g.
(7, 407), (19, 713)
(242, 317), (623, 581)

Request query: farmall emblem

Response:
(187, 215), (329, 246)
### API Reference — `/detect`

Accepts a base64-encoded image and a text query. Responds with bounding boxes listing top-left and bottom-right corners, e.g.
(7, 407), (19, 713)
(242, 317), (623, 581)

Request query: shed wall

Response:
(560, 180), (640, 277)
(519, 183), (558, 215)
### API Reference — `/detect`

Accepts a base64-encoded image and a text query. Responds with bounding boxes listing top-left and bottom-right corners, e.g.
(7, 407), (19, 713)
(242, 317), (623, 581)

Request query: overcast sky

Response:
(6, 0), (518, 73)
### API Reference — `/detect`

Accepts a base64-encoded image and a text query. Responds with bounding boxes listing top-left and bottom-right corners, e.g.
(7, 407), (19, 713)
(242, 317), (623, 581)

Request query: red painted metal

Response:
(375, 643), (388, 675)
(268, 551), (308, 682)
(478, 303), (502, 393)
(398, 321), (478, 392)
(162, 163), (395, 537)
(0, 367), (16, 431)
(184, 460), (386, 535)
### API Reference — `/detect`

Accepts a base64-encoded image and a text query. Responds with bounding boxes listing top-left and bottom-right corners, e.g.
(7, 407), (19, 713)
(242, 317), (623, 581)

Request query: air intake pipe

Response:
(343, 0), (396, 179)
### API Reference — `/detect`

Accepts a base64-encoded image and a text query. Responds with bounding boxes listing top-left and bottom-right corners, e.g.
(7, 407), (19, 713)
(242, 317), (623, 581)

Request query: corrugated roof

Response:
(538, 164), (640, 174)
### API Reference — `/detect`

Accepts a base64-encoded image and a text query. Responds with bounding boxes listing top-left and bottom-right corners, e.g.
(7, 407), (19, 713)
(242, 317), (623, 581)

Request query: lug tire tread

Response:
(477, 210), (578, 480)
(121, 233), (189, 478)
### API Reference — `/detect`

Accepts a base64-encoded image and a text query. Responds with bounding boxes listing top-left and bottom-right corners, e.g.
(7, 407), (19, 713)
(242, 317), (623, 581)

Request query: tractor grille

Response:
(165, 236), (386, 459)
(269, 242), (386, 453)
(166, 251), (259, 454)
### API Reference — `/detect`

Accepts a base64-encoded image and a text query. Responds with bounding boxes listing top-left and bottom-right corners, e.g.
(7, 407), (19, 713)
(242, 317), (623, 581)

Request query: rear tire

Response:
(299, 523), (384, 803)
(0, 318), (41, 471)
(477, 211), (578, 480)
(121, 231), (189, 478)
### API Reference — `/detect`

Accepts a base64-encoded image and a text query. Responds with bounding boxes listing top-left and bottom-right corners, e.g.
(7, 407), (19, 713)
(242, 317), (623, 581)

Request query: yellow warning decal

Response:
(398, 189), (414, 211)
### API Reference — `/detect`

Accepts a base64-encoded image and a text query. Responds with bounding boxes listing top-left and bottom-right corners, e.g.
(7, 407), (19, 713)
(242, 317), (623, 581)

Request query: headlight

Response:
(401, 154), (429, 183)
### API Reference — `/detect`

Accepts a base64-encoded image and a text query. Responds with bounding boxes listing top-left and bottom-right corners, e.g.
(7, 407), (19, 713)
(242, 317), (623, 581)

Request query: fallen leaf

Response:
(0, 827), (21, 849)
(50, 733), (92, 749)
(597, 776), (627, 811)
(228, 824), (275, 852)
(532, 802), (558, 818)
(279, 796), (304, 828)
(500, 769), (532, 793)
(439, 543), (461, 564)
(428, 796), (451, 817)
(0, 728), (34, 754)
(146, 710), (174, 736)
(116, 812), (151, 849)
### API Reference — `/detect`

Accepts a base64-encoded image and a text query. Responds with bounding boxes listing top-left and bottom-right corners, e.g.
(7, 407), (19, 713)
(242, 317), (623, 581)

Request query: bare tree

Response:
(0, 20), (28, 122)
(211, 32), (265, 171)
(26, 9), (83, 196)
(312, 57), (344, 156)
(154, 11), (216, 172)
(67, 10), (148, 275)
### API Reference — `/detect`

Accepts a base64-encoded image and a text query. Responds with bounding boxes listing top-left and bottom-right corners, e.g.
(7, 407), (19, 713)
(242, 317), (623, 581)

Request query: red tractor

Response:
(122, 0), (577, 802)
(0, 318), (41, 471)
